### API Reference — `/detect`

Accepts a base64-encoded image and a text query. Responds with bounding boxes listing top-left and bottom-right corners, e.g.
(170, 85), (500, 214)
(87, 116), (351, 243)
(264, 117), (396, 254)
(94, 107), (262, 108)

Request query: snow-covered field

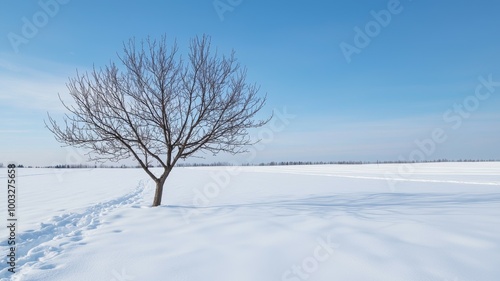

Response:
(1, 163), (500, 281)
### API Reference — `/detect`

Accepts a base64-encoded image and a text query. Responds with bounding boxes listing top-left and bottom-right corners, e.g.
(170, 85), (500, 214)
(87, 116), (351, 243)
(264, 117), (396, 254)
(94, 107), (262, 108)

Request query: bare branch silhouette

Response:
(46, 35), (269, 206)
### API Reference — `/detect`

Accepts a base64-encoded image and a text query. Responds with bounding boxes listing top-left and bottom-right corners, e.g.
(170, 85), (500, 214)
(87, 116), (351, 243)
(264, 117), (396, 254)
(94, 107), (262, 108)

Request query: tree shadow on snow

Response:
(166, 192), (500, 221)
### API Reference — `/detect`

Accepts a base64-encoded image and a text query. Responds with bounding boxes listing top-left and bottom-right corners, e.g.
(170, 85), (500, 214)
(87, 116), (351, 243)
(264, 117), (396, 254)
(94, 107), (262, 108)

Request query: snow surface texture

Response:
(1, 163), (500, 281)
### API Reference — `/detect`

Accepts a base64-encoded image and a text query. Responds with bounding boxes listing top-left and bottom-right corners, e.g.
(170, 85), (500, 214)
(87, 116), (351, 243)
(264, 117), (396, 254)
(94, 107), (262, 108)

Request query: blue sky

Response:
(1, 0), (500, 166)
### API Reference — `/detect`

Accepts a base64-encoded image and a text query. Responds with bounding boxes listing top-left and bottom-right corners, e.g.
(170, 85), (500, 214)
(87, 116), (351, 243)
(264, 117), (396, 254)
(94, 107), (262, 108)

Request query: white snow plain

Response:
(1, 162), (500, 281)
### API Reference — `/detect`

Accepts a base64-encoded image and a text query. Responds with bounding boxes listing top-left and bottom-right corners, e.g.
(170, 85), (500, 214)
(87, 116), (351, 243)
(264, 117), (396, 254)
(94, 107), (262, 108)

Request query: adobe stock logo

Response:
(339, 0), (404, 63)
(181, 107), (296, 224)
(109, 268), (135, 281)
(385, 74), (500, 191)
(213, 0), (243, 21)
(281, 234), (339, 281)
(8, 0), (70, 53)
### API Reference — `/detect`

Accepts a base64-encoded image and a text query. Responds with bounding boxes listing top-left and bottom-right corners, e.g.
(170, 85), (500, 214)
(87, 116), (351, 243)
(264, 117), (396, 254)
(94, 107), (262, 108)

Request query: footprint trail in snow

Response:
(0, 180), (150, 280)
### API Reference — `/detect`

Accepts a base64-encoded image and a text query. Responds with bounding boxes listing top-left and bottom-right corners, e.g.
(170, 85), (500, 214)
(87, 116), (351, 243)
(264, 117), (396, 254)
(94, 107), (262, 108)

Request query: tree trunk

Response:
(152, 168), (170, 207)
(152, 179), (165, 207)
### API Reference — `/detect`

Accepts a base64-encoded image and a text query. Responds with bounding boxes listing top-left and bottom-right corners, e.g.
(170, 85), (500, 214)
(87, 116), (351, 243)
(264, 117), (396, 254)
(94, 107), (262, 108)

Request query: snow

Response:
(1, 163), (500, 281)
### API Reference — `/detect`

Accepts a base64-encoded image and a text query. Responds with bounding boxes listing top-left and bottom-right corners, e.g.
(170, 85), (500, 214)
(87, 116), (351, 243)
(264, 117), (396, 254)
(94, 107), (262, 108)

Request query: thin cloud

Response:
(0, 56), (81, 113)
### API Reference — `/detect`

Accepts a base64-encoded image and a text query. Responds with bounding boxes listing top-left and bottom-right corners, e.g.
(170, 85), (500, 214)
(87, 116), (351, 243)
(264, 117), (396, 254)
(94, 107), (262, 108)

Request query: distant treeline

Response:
(0, 163), (25, 168)
(242, 159), (500, 167)
(13, 158), (498, 169)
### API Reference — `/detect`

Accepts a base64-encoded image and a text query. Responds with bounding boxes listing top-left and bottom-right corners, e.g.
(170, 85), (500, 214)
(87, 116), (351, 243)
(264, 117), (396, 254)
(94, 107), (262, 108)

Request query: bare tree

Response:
(46, 35), (269, 207)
